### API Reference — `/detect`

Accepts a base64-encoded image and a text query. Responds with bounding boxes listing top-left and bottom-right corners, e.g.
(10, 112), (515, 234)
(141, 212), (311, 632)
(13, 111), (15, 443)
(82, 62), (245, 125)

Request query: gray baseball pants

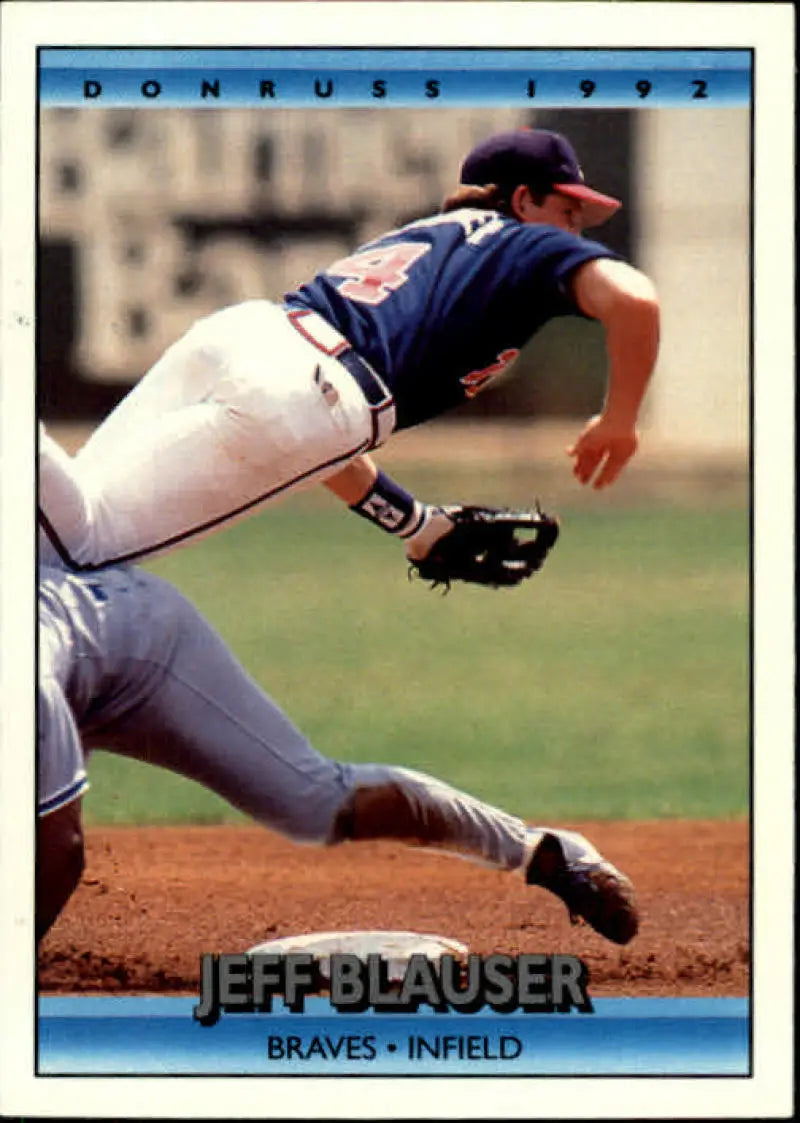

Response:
(39, 563), (537, 873)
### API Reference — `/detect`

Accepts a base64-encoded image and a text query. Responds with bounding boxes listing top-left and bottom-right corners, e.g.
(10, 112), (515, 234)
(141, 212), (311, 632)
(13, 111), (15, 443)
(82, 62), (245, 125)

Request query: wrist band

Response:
(350, 470), (426, 537)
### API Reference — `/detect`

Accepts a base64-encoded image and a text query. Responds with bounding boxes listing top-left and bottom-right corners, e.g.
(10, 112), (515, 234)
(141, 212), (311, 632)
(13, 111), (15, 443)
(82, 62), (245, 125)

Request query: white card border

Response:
(1, 2), (794, 1117)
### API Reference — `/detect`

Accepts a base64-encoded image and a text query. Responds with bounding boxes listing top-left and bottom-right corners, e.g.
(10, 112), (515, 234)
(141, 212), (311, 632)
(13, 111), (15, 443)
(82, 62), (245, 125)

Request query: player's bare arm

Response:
(324, 455), (454, 561)
(324, 455), (449, 554)
(567, 258), (660, 489)
(323, 454), (378, 504)
(325, 454), (457, 564)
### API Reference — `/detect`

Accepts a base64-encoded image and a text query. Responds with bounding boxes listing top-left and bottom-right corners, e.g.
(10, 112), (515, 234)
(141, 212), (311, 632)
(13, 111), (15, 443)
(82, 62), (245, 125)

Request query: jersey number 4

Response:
(326, 242), (431, 305)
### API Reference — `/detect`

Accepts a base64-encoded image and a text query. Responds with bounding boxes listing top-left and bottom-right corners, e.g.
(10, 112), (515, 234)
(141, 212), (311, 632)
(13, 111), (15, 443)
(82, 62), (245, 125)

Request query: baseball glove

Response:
(409, 503), (559, 590)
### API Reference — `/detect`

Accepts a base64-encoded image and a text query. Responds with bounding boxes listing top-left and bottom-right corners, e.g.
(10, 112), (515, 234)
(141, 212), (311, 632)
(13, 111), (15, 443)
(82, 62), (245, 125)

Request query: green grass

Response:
(83, 483), (749, 826)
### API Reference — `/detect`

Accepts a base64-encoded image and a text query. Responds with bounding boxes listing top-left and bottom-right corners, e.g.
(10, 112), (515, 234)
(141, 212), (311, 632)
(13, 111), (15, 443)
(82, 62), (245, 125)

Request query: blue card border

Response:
(38, 996), (750, 1077)
(37, 45), (752, 108)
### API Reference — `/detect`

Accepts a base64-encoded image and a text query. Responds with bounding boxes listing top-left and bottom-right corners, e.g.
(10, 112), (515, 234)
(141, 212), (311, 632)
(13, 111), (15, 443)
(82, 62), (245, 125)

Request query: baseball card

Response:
(0, 1), (794, 1118)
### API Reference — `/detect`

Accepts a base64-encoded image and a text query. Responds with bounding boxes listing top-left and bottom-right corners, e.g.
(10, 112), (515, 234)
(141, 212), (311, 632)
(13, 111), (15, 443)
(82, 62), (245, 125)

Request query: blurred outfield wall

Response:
(38, 106), (749, 455)
(635, 108), (749, 453)
(38, 107), (535, 395)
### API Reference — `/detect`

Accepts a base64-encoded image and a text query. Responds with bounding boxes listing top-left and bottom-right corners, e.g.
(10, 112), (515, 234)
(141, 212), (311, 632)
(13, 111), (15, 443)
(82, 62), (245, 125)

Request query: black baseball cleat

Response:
(526, 829), (639, 945)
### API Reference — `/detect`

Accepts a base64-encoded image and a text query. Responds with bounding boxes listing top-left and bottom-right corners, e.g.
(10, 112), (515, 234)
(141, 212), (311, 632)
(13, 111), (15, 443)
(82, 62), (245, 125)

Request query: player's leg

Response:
(37, 798), (84, 942)
(83, 570), (534, 873)
(39, 425), (95, 567)
(328, 763), (535, 871)
(80, 567), (638, 943)
(37, 653), (89, 940)
(38, 307), (230, 566)
(40, 301), (375, 568)
(329, 770), (638, 943)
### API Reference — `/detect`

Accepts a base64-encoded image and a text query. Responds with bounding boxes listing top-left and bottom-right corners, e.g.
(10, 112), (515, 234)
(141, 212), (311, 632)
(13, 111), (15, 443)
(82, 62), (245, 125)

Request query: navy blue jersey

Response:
(285, 208), (620, 430)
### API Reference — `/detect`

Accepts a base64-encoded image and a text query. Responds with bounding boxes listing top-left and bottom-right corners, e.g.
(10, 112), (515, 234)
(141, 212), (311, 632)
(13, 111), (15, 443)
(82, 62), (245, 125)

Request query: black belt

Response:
(338, 350), (396, 449)
(338, 349), (391, 411)
(285, 306), (396, 448)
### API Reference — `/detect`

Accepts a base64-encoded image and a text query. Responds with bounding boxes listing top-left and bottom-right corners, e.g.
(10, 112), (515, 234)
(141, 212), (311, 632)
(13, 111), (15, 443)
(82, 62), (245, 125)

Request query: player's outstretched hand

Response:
(405, 504), (560, 591)
(567, 413), (639, 489)
(404, 508), (457, 563)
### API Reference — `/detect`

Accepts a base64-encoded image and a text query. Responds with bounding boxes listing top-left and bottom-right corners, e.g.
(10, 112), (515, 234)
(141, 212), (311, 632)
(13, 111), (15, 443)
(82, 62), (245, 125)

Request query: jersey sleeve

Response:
(507, 226), (623, 318)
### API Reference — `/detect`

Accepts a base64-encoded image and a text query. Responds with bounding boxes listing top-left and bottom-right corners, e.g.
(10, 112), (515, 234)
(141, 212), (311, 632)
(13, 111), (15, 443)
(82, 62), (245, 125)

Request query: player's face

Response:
(520, 191), (585, 235)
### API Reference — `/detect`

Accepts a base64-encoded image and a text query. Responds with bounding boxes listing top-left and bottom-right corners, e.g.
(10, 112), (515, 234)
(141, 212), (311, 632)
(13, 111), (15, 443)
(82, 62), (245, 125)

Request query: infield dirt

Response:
(38, 818), (749, 997)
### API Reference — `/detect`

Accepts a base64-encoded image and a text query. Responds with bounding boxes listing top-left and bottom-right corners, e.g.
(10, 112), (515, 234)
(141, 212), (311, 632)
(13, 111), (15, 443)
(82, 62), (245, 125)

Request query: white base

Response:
(247, 929), (468, 982)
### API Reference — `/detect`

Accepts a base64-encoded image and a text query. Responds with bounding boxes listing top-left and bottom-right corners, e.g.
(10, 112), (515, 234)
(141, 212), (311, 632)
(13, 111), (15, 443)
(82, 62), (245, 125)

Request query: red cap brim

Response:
(554, 183), (622, 228)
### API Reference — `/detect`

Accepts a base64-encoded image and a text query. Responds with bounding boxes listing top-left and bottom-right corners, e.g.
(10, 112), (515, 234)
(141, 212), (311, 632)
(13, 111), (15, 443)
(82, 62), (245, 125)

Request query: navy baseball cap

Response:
(460, 128), (622, 227)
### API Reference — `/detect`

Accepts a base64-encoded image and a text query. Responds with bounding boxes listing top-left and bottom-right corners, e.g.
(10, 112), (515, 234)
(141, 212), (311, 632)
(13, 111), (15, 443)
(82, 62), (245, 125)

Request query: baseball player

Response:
(39, 128), (659, 577)
(38, 557), (639, 945)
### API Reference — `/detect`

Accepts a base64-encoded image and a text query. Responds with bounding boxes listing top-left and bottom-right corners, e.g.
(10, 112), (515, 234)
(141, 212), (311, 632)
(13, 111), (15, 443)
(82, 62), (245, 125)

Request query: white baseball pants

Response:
(40, 301), (392, 568)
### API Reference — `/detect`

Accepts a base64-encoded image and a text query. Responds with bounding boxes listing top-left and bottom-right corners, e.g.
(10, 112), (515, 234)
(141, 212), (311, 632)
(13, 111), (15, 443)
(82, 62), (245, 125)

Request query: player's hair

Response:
(441, 183), (548, 218)
(441, 184), (511, 215)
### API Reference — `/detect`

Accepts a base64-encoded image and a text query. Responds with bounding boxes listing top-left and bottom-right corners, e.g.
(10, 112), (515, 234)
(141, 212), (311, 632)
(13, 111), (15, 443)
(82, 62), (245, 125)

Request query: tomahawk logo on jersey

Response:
(285, 209), (620, 430)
